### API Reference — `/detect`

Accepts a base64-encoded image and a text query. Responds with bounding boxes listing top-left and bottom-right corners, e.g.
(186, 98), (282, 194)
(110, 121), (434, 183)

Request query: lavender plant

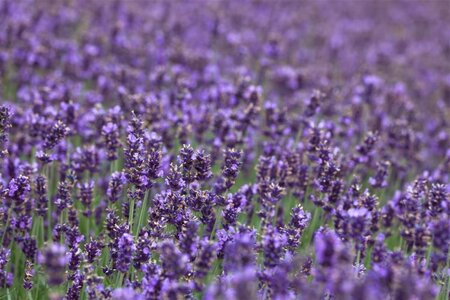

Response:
(0, 1), (449, 299)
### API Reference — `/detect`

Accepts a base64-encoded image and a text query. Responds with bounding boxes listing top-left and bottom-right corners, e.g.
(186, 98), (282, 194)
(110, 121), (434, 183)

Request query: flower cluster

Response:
(0, 1), (449, 299)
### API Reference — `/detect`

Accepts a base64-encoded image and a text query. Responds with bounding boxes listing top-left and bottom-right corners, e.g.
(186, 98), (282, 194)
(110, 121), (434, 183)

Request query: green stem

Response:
(444, 248), (450, 300)
(425, 243), (433, 268)
(399, 237), (404, 251)
(0, 207), (12, 245)
(46, 166), (52, 241)
(128, 197), (135, 232)
(356, 250), (361, 266)
(39, 217), (45, 247)
(59, 212), (65, 244)
(209, 208), (222, 240)
(84, 213), (90, 239)
(303, 207), (320, 249)
(115, 272), (124, 288)
(135, 191), (149, 236)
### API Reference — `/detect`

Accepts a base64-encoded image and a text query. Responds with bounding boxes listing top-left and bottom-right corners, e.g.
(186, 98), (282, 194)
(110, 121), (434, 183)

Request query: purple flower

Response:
(112, 287), (144, 300)
(315, 229), (348, 268)
(43, 120), (70, 150)
(286, 205), (311, 251)
(102, 122), (120, 161)
(0, 105), (12, 157)
(107, 172), (127, 203)
(79, 180), (94, 216)
(194, 149), (212, 181)
(204, 267), (258, 300)
(262, 225), (287, 268)
(85, 238), (104, 264)
(35, 175), (48, 217)
(23, 260), (34, 290)
(215, 148), (242, 194)
(66, 272), (84, 300)
(159, 240), (191, 280)
(369, 161), (390, 189)
(38, 243), (69, 286)
(116, 233), (136, 273)
(223, 227), (256, 272)
(165, 163), (185, 191)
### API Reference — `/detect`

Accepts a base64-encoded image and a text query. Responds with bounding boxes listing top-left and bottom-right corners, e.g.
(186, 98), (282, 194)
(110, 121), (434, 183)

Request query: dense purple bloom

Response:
(68, 248), (82, 273)
(0, 1), (448, 298)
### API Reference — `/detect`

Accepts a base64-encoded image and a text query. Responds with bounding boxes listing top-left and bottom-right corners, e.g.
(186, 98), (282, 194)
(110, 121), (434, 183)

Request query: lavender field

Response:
(0, 1), (449, 299)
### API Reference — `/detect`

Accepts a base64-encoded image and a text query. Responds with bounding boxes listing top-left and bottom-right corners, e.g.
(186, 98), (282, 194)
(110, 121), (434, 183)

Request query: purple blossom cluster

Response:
(0, 1), (449, 299)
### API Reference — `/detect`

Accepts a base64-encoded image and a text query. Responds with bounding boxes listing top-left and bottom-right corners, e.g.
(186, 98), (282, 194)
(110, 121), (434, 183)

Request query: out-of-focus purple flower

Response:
(315, 229), (348, 268)
(102, 122), (120, 161)
(204, 267), (258, 300)
(369, 161), (390, 189)
(262, 225), (287, 268)
(194, 238), (216, 280)
(223, 227), (256, 273)
(38, 243), (69, 286)
(159, 240), (191, 280)
(112, 287), (144, 300)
